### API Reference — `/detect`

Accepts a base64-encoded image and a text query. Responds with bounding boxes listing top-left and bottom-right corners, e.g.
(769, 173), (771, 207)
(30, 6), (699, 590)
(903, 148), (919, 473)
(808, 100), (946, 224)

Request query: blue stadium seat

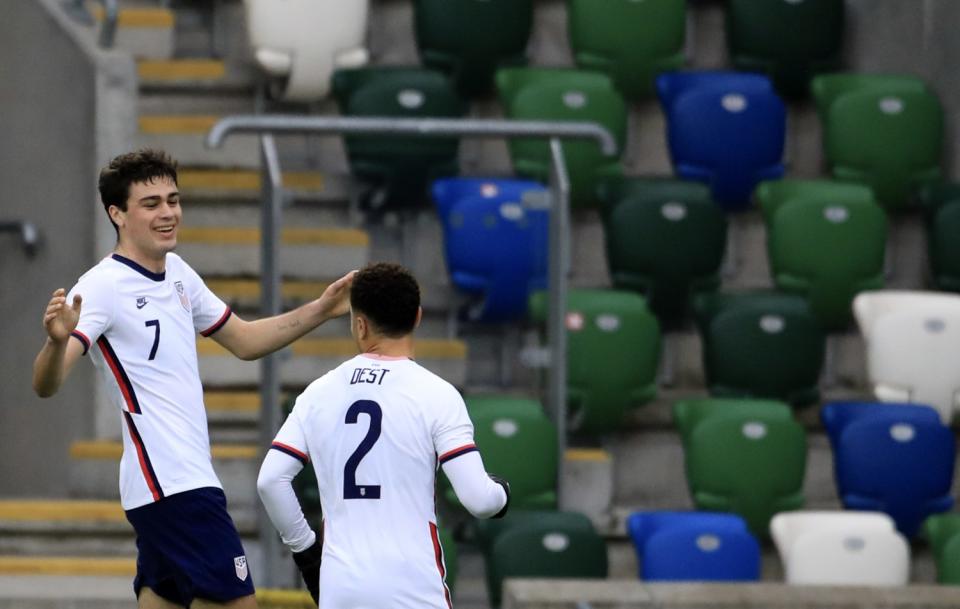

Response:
(656, 71), (786, 211)
(626, 511), (760, 581)
(820, 402), (955, 538)
(433, 178), (549, 322)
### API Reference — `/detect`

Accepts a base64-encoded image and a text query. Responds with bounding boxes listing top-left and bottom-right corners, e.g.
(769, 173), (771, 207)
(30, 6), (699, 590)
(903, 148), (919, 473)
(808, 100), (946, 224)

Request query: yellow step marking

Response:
(177, 227), (368, 247)
(565, 448), (611, 462)
(91, 5), (174, 28)
(138, 59), (225, 81)
(206, 279), (330, 301)
(71, 441), (257, 460)
(205, 391), (261, 413)
(0, 556), (136, 577)
(179, 169), (325, 193)
(198, 337), (467, 359)
(139, 115), (220, 135)
(256, 588), (314, 608)
(0, 500), (124, 522)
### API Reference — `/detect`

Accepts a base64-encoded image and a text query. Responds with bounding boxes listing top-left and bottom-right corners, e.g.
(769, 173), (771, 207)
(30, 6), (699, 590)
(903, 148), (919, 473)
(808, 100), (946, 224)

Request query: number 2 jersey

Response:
(269, 354), (483, 609)
(68, 253), (232, 510)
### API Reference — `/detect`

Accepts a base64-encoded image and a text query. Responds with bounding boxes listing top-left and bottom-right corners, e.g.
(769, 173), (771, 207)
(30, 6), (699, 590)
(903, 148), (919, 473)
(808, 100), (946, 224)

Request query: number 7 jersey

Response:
(271, 354), (476, 609)
(67, 253), (232, 510)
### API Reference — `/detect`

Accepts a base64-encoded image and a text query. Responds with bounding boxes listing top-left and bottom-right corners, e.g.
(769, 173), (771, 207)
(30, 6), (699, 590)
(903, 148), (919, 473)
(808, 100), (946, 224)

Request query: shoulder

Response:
(73, 258), (118, 292)
(408, 363), (464, 409)
(298, 362), (352, 404)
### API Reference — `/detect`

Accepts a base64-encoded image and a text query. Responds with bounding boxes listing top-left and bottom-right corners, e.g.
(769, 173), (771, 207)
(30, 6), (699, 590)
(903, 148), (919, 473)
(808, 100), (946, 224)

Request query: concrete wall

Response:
(0, 0), (134, 496)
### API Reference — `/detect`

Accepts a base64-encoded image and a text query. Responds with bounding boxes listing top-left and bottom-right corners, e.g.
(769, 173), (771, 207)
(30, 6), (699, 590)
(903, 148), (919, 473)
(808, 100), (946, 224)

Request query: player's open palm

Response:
(317, 270), (356, 320)
(43, 288), (82, 343)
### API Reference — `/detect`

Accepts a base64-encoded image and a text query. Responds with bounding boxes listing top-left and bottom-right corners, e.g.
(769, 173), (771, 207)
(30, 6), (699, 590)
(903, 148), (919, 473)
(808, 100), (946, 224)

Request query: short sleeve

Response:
(176, 256), (232, 336)
(433, 387), (477, 466)
(67, 271), (115, 356)
(270, 399), (310, 465)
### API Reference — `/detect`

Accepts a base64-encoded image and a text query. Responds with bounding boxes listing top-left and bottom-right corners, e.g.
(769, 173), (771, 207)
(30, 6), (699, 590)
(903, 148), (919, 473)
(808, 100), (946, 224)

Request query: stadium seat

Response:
(529, 289), (661, 434)
(656, 71), (786, 211)
(244, 0), (369, 102)
(496, 68), (627, 210)
(673, 397), (795, 429)
(413, 0), (533, 96)
(567, 0), (686, 100)
(598, 177), (727, 323)
(332, 67), (466, 210)
(673, 398), (806, 536)
(755, 179), (877, 223)
(854, 290), (960, 423)
(694, 292), (825, 405)
(923, 513), (960, 585)
(726, 0), (844, 98)
(812, 74), (943, 209)
(811, 73), (929, 120)
(770, 511), (910, 586)
(919, 181), (960, 291)
(626, 511), (760, 581)
(820, 401), (954, 537)
(766, 196), (887, 330)
(432, 178), (549, 322)
(485, 512), (608, 607)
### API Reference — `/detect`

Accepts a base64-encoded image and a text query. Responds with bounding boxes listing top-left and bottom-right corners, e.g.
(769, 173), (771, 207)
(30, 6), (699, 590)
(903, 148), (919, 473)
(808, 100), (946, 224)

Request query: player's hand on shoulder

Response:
(43, 288), (81, 344)
(316, 269), (357, 321)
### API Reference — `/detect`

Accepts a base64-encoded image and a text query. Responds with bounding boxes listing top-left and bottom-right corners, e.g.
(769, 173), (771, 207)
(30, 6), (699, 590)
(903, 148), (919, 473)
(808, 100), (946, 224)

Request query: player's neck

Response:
(113, 244), (167, 274)
(360, 336), (415, 360)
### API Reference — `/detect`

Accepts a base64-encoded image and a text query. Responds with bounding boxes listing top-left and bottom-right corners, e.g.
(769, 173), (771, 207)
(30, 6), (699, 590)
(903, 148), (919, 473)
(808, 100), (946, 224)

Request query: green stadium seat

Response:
(443, 396), (557, 510)
(812, 74), (943, 209)
(598, 177), (727, 324)
(694, 292), (825, 405)
(673, 398), (807, 537)
(485, 512), (608, 607)
(767, 197), (887, 330)
(811, 73), (928, 120)
(727, 0), (844, 98)
(923, 513), (960, 584)
(414, 0), (533, 97)
(530, 289), (660, 434)
(332, 67), (466, 210)
(755, 179), (877, 223)
(919, 182), (960, 292)
(496, 68), (626, 209)
(567, 0), (685, 100)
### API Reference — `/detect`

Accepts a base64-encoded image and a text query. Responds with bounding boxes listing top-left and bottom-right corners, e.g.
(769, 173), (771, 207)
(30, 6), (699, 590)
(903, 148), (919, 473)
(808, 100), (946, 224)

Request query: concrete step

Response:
(178, 168), (334, 201)
(0, 557), (135, 577)
(137, 114), (259, 168)
(175, 226), (368, 278)
(197, 336), (469, 388)
(137, 58), (257, 93)
(91, 4), (174, 59)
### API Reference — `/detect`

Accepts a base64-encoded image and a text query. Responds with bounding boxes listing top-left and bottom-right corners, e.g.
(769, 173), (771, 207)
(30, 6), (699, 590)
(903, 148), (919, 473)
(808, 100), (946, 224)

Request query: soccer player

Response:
(31, 149), (355, 609)
(256, 262), (510, 608)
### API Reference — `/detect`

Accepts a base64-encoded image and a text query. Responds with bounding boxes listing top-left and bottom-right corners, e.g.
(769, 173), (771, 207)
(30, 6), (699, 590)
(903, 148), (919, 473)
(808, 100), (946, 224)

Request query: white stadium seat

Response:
(770, 511), (909, 586)
(854, 290), (960, 423)
(244, 0), (370, 102)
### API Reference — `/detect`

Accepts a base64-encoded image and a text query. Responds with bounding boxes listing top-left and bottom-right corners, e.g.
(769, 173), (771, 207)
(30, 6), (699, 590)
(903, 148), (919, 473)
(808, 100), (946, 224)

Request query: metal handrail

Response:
(207, 114), (618, 587)
(0, 221), (39, 256)
(62, 0), (118, 48)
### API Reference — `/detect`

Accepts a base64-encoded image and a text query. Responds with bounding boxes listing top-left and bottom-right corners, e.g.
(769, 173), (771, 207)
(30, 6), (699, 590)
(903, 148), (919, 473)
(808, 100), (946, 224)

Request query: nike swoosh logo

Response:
(136, 301), (147, 309)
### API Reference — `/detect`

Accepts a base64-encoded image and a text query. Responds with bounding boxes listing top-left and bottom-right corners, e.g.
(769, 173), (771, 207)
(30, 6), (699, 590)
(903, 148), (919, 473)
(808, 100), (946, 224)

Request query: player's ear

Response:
(414, 307), (423, 330)
(108, 204), (125, 228)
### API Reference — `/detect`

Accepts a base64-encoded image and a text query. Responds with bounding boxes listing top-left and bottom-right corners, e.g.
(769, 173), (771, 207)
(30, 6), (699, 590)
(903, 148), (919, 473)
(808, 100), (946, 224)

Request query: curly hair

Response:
(350, 262), (421, 337)
(98, 149), (179, 230)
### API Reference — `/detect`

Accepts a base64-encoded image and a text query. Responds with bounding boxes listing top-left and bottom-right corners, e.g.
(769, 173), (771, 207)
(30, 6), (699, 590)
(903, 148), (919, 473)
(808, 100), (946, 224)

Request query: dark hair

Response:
(98, 149), (178, 230)
(351, 262), (421, 338)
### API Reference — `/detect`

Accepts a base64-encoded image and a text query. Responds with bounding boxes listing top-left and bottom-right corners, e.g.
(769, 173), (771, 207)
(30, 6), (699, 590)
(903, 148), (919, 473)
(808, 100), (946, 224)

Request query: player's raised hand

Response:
(316, 270), (357, 320)
(43, 288), (82, 344)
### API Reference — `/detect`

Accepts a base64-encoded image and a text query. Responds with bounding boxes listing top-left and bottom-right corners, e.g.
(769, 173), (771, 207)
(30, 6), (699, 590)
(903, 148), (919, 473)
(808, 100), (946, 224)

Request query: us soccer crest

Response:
(234, 555), (248, 580)
(174, 281), (191, 312)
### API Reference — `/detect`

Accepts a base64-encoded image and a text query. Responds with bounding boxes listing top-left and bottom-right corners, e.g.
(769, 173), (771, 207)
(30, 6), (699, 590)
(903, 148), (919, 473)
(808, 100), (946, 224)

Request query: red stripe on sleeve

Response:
(438, 443), (477, 464)
(201, 307), (232, 337)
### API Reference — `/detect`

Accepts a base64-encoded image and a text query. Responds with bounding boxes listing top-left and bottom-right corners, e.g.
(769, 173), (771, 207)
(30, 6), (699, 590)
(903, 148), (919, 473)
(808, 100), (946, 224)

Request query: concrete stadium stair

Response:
(137, 114), (260, 168)
(91, 3), (174, 59)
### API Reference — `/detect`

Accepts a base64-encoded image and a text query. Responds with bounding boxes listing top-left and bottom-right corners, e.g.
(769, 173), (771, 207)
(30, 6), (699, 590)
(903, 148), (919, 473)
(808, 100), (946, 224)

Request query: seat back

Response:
(414, 0), (533, 96)
(673, 397), (794, 436)
(656, 71), (774, 108)
(487, 516), (608, 607)
(924, 513), (960, 584)
(921, 183), (960, 291)
(497, 68), (627, 209)
(755, 178), (876, 223)
(820, 401), (942, 447)
(695, 292), (825, 405)
(727, 0), (844, 98)
(812, 73), (929, 120)
(600, 178), (726, 323)
(567, 0), (685, 99)
(244, 0), (369, 101)
(771, 511), (909, 586)
(432, 177), (547, 219)
(658, 72), (786, 211)
(767, 197), (887, 329)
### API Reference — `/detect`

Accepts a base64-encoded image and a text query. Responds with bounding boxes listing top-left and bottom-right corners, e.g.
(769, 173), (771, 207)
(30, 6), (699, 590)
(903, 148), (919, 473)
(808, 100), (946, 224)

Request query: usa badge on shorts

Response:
(234, 555), (248, 580)
(174, 280), (191, 312)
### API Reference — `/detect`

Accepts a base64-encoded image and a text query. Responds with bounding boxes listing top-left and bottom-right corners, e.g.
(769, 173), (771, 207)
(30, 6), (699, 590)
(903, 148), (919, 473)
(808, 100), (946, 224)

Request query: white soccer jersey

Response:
(270, 354), (479, 609)
(68, 253), (232, 510)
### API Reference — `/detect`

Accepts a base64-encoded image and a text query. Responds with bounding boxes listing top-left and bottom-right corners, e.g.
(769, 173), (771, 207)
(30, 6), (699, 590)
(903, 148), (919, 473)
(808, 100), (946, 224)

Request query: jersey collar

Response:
(111, 253), (166, 282)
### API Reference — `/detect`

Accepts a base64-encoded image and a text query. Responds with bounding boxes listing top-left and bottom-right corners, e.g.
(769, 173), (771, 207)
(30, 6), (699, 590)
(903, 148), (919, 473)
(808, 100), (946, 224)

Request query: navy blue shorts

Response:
(125, 487), (255, 605)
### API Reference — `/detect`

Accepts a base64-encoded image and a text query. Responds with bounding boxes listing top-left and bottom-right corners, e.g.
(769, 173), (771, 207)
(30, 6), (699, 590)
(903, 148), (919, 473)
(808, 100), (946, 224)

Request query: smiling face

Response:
(109, 176), (181, 265)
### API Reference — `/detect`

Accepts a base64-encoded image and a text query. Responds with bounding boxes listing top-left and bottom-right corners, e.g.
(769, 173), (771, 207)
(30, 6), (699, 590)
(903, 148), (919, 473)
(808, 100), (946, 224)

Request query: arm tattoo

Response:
(277, 318), (302, 332)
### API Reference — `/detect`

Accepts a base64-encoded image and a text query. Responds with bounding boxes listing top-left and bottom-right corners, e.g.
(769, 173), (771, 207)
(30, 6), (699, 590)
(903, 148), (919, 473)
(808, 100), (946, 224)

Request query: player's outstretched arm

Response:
(32, 289), (84, 397)
(442, 451), (510, 519)
(212, 270), (356, 361)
